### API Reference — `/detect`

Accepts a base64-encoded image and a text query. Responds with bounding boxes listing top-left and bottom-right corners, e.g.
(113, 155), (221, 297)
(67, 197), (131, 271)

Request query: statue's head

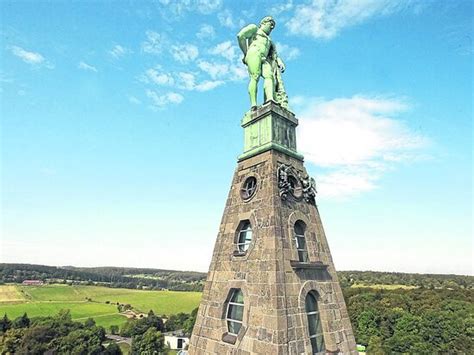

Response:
(259, 16), (275, 34)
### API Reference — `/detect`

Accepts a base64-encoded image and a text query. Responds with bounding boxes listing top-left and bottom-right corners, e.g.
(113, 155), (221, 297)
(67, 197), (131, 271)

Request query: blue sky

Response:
(1, 0), (472, 275)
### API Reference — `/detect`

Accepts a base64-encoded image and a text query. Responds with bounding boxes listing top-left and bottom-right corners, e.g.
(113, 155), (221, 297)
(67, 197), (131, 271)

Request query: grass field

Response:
(0, 284), (201, 329)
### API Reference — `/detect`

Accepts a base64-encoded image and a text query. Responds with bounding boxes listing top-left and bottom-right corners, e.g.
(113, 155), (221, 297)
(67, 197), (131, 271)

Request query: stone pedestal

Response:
(189, 103), (357, 355)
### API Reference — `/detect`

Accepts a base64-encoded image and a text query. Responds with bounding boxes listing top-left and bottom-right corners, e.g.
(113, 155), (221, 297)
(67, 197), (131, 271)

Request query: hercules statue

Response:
(237, 16), (288, 110)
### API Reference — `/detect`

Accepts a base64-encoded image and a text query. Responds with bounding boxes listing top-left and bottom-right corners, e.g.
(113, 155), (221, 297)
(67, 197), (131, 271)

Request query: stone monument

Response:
(188, 16), (357, 355)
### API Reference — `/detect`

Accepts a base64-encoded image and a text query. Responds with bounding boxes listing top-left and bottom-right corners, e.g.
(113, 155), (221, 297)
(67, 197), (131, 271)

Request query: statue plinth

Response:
(239, 101), (304, 162)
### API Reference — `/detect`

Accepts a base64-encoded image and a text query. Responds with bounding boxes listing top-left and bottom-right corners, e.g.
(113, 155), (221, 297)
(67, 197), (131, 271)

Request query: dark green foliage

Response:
(12, 313), (30, 329)
(165, 307), (198, 335)
(110, 324), (119, 335)
(120, 310), (164, 337)
(345, 287), (474, 353)
(0, 309), (112, 354)
(0, 315), (11, 334)
(104, 341), (122, 354)
(131, 327), (164, 355)
(84, 317), (97, 328)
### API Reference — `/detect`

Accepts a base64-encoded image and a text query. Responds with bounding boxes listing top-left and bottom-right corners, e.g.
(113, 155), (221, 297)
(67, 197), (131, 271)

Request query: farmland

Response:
(0, 284), (201, 329)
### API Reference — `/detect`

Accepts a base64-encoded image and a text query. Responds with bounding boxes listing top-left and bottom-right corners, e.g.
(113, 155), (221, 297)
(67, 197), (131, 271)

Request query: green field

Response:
(0, 284), (201, 329)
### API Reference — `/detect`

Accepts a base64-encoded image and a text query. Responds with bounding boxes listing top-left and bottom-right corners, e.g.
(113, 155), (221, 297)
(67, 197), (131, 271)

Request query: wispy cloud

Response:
(287, 0), (426, 39)
(146, 90), (183, 109)
(158, 0), (222, 16)
(209, 41), (239, 61)
(78, 61), (98, 72)
(142, 67), (175, 86)
(142, 31), (165, 55)
(170, 43), (199, 63)
(269, 0), (294, 16)
(109, 44), (130, 59)
(295, 95), (429, 198)
(218, 9), (244, 29)
(141, 67), (224, 93)
(196, 24), (216, 40)
(10, 46), (53, 68)
(276, 42), (301, 61)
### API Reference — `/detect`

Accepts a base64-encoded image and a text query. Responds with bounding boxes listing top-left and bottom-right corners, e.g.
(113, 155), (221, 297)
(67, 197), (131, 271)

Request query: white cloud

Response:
(195, 80), (224, 91)
(197, 60), (229, 79)
(198, 60), (246, 82)
(209, 41), (239, 62)
(176, 71), (224, 92)
(170, 43), (199, 63)
(109, 44), (130, 58)
(143, 67), (175, 86)
(296, 95), (429, 198)
(218, 9), (244, 29)
(269, 0), (294, 15)
(146, 90), (183, 109)
(287, 0), (423, 39)
(78, 61), (98, 72)
(196, 0), (222, 14)
(11, 46), (53, 68)
(158, 0), (222, 16)
(142, 31), (165, 54)
(177, 72), (196, 90)
(276, 42), (301, 61)
(197, 24), (216, 40)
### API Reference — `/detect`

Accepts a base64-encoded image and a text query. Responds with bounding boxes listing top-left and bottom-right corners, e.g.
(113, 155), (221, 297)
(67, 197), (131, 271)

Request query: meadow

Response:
(0, 284), (201, 329)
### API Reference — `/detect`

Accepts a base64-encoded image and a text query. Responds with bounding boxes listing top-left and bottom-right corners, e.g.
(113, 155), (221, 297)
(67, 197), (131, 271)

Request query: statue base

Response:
(238, 101), (304, 162)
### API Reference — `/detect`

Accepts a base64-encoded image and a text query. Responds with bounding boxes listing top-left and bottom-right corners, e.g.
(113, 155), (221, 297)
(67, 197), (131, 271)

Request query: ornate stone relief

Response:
(277, 164), (317, 204)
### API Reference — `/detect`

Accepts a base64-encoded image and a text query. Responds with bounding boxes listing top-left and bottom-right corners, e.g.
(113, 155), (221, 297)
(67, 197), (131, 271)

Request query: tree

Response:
(184, 308), (198, 335)
(110, 325), (119, 335)
(12, 313), (30, 329)
(367, 335), (384, 354)
(104, 341), (123, 354)
(84, 317), (96, 328)
(0, 314), (12, 334)
(131, 327), (164, 355)
(0, 328), (26, 353)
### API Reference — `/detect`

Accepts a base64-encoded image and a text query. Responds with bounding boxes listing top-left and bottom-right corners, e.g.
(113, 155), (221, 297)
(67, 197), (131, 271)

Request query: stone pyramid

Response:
(189, 102), (357, 354)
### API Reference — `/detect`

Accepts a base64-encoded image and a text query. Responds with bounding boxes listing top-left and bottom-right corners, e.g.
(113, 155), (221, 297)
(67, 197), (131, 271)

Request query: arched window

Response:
(294, 221), (309, 262)
(226, 289), (244, 335)
(237, 221), (252, 252)
(306, 291), (325, 354)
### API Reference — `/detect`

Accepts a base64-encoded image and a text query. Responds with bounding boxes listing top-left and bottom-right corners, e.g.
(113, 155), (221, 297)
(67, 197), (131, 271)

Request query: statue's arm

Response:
(271, 42), (286, 72)
(237, 24), (258, 55)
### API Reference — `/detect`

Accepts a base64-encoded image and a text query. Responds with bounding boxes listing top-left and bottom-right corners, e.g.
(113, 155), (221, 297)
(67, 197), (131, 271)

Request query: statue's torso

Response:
(247, 28), (271, 59)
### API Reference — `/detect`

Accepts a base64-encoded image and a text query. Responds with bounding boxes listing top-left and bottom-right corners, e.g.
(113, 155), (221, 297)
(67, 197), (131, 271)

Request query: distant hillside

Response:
(1, 263), (472, 291)
(0, 263), (206, 291)
(338, 270), (473, 289)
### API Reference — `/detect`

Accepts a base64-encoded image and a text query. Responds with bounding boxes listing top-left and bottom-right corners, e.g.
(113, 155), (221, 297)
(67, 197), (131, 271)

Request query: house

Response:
(22, 280), (44, 286)
(164, 330), (190, 351)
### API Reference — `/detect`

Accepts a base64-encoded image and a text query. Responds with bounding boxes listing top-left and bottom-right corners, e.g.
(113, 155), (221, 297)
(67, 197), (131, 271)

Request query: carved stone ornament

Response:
(277, 164), (317, 204)
(299, 171), (317, 205)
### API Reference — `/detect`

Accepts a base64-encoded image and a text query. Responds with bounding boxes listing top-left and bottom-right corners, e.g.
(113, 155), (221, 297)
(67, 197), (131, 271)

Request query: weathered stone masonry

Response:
(189, 102), (357, 354)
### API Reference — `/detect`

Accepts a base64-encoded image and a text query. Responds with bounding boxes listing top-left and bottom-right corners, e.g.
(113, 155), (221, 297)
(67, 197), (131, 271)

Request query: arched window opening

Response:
(294, 221), (309, 262)
(306, 291), (325, 354)
(237, 221), (252, 252)
(226, 289), (244, 335)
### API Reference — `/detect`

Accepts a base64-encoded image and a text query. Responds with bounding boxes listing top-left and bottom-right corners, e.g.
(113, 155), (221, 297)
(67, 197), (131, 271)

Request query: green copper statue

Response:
(237, 16), (289, 110)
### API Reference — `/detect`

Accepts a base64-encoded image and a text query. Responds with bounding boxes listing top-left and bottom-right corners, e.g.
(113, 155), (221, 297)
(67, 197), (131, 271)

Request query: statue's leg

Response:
(262, 61), (274, 103)
(246, 54), (262, 107)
